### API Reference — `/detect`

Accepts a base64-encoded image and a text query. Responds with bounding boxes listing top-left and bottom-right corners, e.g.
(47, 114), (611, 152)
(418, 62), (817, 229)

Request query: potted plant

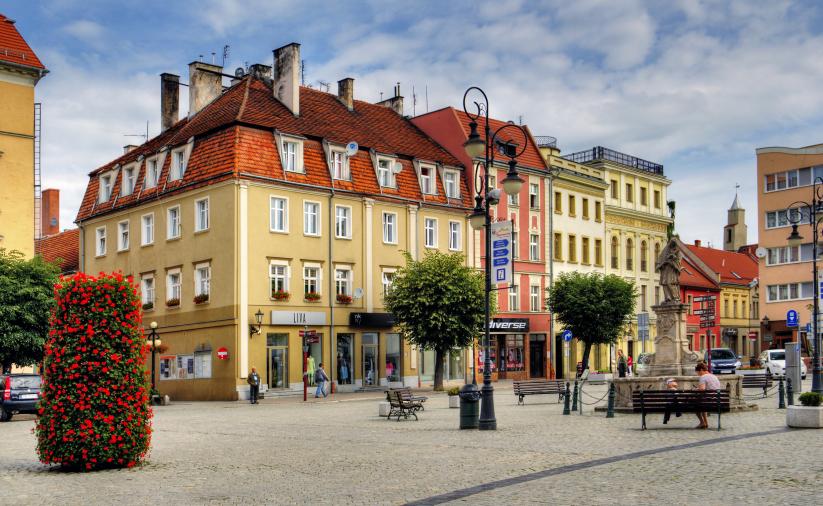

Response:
(271, 290), (290, 301)
(142, 301), (154, 311)
(166, 298), (180, 307)
(447, 386), (460, 408)
(304, 292), (321, 302)
(787, 392), (823, 428)
(193, 293), (209, 304)
(336, 294), (353, 304)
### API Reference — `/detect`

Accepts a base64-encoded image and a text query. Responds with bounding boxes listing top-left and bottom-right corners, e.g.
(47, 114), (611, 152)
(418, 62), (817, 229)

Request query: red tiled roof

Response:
(77, 75), (471, 223)
(684, 244), (758, 286)
(35, 229), (79, 273)
(679, 255), (718, 290)
(0, 14), (45, 70)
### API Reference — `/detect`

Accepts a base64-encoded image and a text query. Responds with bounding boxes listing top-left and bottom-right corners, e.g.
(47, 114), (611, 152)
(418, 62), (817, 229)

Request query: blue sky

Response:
(7, 0), (823, 246)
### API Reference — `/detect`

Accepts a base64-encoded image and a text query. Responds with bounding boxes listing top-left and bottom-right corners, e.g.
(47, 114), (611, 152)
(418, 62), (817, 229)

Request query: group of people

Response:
(245, 364), (331, 404)
(616, 350), (634, 377)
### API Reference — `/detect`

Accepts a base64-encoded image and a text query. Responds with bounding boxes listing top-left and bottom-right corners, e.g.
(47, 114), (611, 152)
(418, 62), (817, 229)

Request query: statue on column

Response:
(656, 239), (682, 305)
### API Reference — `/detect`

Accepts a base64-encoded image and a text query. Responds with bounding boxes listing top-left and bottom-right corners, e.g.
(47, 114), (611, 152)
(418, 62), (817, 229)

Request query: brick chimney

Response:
(123, 144), (138, 154)
(337, 78), (354, 110)
(695, 239), (702, 247)
(41, 189), (59, 236)
(273, 43), (300, 116)
(188, 61), (223, 116)
(376, 82), (403, 115)
(160, 73), (180, 132)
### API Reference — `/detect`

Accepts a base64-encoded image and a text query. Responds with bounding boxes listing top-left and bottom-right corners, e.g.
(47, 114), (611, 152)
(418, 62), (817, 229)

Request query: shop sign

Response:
(217, 347), (229, 360)
(488, 318), (529, 332)
(349, 312), (395, 328)
(270, 311), (326, 326)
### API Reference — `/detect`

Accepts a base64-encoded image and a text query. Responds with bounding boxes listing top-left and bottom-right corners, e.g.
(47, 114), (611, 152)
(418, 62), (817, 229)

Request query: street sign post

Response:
(696, 295), (717, 368)
(562, 330), (573, 342)
(787, 309), (799, 328)
(638, 312), (649, 353)
(490, 221), (513, 286)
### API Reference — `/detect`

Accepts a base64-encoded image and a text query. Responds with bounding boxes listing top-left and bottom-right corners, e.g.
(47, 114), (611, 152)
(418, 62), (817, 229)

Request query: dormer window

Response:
(281, 137), (304, 173)
(99, 173), (114, 203)
(170, 149), (186, 181)
(145, 158), (159, 189)
(121, 165), (136, 196)
(420, 166), (435, 195)
(330, 150), (349, 180)
(444, 170), (459, 198)
(377, 157), (396, 188)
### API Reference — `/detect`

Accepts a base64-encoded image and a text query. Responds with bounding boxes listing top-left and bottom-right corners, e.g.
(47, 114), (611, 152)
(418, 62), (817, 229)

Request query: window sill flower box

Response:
(166, 298), (180, 308)
(336, 294), (353, 305)
(142, 302), (154, 311)
(304, 292), (321, 302)
(193, 294), (210, 304)
(271, 290), (290, 301)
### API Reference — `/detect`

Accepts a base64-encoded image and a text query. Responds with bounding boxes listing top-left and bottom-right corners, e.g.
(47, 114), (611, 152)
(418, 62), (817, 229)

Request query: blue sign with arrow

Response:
(562, 330), (573, 342)
(787, 309), (799, 327)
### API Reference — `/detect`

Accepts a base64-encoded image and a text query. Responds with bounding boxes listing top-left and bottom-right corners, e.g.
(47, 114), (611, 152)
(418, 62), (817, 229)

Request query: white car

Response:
(758, 349), (807, 380)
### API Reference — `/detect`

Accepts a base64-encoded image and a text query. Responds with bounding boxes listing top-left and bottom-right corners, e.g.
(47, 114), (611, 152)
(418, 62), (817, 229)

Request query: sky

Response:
(6, 0), (823, 246)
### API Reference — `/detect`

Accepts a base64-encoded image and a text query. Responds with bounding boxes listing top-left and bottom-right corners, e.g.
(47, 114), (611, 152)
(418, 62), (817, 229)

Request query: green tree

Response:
(384, 251), (487, 390)
(0, 249), (60, 373)
(547, 272), (636, 374)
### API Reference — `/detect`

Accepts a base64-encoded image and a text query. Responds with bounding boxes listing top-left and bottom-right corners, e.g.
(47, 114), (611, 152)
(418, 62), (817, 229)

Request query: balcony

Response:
(534, 136), (557, 149)
(563, 146), (664, 176)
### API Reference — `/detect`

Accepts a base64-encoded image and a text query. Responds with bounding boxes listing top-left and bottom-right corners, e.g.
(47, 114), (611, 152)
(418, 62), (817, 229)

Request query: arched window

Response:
(654, 242), (661, 263)
(640, 241), (648, 272)
(611, 237), (619, 269)
(626, 238), (634, 271)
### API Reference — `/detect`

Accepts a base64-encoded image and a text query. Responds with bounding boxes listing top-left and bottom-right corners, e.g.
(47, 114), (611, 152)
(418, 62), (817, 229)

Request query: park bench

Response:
(740, 373), (773, 397)
(632, 389), (731, 431)
(386, 389), (423, 421)
(513, 379), (566, 405)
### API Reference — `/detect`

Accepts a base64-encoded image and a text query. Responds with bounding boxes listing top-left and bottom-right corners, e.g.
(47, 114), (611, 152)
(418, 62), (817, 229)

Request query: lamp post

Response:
(148, 321), (160, 393)
(463, 86), (529, 430)
(250, 309), (264, 336)
(786, 182), (823, 394)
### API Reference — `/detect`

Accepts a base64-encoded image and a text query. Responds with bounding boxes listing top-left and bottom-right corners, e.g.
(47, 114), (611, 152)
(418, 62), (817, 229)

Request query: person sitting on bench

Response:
(695, 362), (721, 429)
(662, 377), (682, 424)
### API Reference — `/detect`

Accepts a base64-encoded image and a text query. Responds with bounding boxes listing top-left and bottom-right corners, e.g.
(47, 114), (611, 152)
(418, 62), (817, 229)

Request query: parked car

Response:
(635, 353), (652, 376)
(703, 348), (741, 375)
(759, 349), (808, 380)
(0, 374), (41, 422)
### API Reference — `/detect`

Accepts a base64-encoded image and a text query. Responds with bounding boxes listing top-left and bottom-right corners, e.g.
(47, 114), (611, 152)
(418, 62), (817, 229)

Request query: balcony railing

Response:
(534, 136), (557, 148)
(563, 146), (664, 175)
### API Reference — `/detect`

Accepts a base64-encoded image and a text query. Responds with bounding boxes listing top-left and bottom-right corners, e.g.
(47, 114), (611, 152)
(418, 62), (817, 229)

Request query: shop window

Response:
(501, 335), (525, 372)
(386, 333), (402, 383)
(336, 334), (354, 385)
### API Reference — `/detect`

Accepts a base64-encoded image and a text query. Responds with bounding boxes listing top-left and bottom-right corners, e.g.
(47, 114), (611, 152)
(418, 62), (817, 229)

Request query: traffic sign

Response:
(299, 329), (317, 338)
(217, 347), (229, 360)
(490, 221), (513, 286)
(562, 330), (573, 342)
(787, 309), (799, 327)
(694, 295), (716, 302)
(306, 336), (320, 344)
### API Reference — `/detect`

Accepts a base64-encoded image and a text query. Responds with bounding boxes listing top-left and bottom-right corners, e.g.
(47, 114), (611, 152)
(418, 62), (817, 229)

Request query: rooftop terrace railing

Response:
(534, 136), (557, 149)
(562, 146), (664, 175)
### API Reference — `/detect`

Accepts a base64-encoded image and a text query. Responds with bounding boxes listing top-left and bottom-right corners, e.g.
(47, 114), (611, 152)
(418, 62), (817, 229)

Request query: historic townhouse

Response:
(76, 44), (472, 400)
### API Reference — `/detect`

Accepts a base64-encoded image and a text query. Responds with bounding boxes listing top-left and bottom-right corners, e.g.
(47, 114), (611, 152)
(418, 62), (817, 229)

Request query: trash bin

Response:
(458, 383), (481, 429)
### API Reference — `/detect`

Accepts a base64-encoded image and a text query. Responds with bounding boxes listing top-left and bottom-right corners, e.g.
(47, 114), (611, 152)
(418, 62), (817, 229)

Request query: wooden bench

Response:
(393, 387), (428, 410)
(513, 379), (566, 405)
(386, 389), (423, 421)
(741, 374), (773, 397)
(632, 389), (731, 431)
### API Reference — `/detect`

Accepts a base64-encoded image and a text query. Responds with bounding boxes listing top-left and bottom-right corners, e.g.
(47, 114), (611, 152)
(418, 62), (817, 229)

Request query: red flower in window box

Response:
(336, 294), (353, 304)
(193, 293), (209, 304)
(271, 290), (290, 301)
(165, 298), (180, 307)
(304, 292), (321, 302)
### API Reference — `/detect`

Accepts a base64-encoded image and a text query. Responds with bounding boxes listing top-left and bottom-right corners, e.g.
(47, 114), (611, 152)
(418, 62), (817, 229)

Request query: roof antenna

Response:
(380, 91), (384, 101)
(222, 45), (230, 66)
(425, 85), (428, 113)
(412, 85), (417, 116)
(301, 60), (305, 85)
(123, 120), (149, 144)
(211, 51), (216, 64)
(198, 54), (204, 62)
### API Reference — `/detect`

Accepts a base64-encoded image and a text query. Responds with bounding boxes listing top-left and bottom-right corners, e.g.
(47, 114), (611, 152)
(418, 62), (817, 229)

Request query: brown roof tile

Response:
(0, 14), (45, 70)
(35, 229), (79, 273)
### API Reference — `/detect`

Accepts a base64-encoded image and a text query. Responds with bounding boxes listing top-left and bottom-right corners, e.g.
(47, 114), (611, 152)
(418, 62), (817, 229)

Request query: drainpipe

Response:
(78, 221), (85, 272)
(548, 174), (556, 378)
(328, 188), (335, 390)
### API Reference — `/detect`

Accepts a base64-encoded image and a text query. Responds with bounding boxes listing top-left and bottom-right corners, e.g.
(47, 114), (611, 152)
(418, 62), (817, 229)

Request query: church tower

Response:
(724, 193), (747, 251)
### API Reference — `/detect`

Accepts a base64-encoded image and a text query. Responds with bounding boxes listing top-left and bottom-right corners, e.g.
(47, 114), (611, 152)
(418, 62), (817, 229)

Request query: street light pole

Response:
(149, 321), (158, 393)
(463, 86), (528, 430)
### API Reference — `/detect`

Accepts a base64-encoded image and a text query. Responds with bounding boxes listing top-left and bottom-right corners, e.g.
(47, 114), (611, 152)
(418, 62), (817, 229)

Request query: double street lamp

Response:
(786, 181), (823, 394)
(148, 321), (162, 394)
(463, 86), (530, 430)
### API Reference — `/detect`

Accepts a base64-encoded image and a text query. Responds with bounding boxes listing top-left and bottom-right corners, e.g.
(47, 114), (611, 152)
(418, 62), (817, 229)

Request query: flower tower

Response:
(36, 272), (152, 470)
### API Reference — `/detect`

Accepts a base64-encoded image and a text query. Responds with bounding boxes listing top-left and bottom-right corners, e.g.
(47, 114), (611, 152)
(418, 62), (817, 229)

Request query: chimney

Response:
(273, 43), (300, 116)
(123, 144), (138, 154)
(694, 239), (701, 247)
(337, 78), (354, 110)
(160, 73), (180, 132)
(188, 61), (223, 116)
(41, 189), (59, 237)
(248, 64), (272, 80)
(376, 82), (403, 115)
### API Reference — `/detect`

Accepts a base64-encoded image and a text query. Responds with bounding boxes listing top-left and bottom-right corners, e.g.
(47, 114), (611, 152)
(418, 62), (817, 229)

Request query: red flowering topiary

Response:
(36, 272), (152, 470)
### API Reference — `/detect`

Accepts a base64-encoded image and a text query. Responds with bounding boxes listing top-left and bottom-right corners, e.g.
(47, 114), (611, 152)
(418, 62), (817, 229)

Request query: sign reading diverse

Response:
(217, 347), (229, 360)
(488, 318), (529, 332)
(490, 221), (513, 286)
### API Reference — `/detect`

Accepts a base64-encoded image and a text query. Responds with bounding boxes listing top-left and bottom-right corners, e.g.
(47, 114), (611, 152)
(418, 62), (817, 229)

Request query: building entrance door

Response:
(362, 333), (378, 388)
(529, 336), (545, 378)
(266, 333), (288, 389)
(554, 334), (564, 379)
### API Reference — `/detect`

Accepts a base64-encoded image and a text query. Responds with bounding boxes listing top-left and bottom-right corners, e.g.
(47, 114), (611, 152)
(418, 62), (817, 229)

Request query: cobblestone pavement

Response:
(1, 380), (822, 505)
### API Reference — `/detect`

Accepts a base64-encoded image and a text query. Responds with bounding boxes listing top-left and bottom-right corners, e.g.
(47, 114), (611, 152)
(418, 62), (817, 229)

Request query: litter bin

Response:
(459, 383), (481, 429)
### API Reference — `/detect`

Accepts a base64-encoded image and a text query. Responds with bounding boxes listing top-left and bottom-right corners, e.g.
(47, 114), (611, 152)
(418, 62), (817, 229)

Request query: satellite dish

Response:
(234, 67), (245, 78)
(353, 288), (364, 299)
(345, 142), (358, 156)
(755, 247), (767, 259)
(392, 162), (404, 174)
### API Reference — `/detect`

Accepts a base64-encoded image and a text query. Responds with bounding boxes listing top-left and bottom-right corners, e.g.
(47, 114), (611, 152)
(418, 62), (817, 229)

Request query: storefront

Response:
(475, 318), (548, 381)
(256, 310), (329, 395)
(348, 312), (415, 389)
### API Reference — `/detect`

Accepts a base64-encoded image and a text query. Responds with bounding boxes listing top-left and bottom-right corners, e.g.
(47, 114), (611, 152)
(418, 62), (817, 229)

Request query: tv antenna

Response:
(123, 121), (150, 144)
(222, 45), (230, 66)
(317, 80), (330, 92)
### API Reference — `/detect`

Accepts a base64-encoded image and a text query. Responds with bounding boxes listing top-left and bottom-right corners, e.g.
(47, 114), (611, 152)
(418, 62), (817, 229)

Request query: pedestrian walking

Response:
(617, 350), (627, 378)
(627, 354), (634, 377)
(314, 363), (329, 398)
(248, 367), (261, 404)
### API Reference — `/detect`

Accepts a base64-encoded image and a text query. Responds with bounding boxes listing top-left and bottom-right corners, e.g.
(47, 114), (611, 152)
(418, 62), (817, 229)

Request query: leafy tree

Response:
(36, 272), (152, 470)
(547, 272), (636, 374)
(0, 249), (60, 373)
(385, 251), (487, 390)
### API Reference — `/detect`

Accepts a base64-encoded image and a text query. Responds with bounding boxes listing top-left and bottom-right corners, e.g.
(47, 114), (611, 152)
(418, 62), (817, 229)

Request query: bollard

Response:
(778, 376), (785, 409)
(606, 382), (615, 418)
(786, 377), (794, 406)
(579, 382), (584, 415)
(571, 380), (579, 412)
(563, 381), (571, 415)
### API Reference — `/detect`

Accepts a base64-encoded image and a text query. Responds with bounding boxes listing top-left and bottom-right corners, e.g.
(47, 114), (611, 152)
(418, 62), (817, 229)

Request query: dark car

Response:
(0, 374), (42, 422)
(703, 348), (741, 375)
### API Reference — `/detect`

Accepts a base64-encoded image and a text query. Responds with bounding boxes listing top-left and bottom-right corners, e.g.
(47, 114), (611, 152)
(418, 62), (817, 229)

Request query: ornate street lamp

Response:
(148, 321), (162, 394)
(250, 309), (264, 336)
(463, 86), (530, 430)
(786, 183), (823, 394)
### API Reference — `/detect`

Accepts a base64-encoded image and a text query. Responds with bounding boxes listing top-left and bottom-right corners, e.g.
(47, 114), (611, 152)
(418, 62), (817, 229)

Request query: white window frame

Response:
(382, 268), (396, 298)
(117, 220), (130, 251)
(141, 274), (155, 306)
(330, 149), (349, 180)
(530, 284), (540, 312)
(383, 212), (397, 244)
(377, 157), (396, 188)
(303, 263), (322, 296)
(145, 157), (160, 189)
(303, 200), (321, 236)
(448, 221), (461, 251)
(167, 205), (181, 239)
(508, 192), (519, 206)
(335, 266), (353, 296)
(444, 169), (459, 198)
(269, 196), (289, 233)
(281, 137), (304, 173)
(170, 148), (187, 181)
(166, 268), (182, 303)
(529, 183), (540, 209)
(420, 165), (435, 195)
(194, 262), (211, 298)
(95, 226), (107, 256)
(529, 233), (539, 261)
(269, 260), (290, 295)
(141, 213), (154, 246)
(98, 172), (114, 203)
(508, 284), (519, 312)
(424, 218), (438, 248)
(335, 205), (352, 239)
(121, 164), (137, 196)
(194, 197), (210, 232)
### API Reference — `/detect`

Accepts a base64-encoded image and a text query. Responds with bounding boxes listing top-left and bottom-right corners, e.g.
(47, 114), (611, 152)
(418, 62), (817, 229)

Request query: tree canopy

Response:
(547, 271), (636, 373)
(0, 249), (60, 372)
(384, 251), (486, 390)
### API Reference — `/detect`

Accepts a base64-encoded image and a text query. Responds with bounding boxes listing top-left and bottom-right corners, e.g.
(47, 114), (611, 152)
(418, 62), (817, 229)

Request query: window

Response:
(141, 274), (155, 306)
(626, 183), (634, 203)
(655, 286), (660, 305)
(595, 201), (602, 221)
(582, 237), (590, 264)
(420, 166), (434, 195)
(270, 263), (289, 295)
(141, 214), (154, 246)
(383, 212), (397, 244)
(568, 235), (577, 263)
(195, 263), (211, 298)
(554, 191), (562, 213)
(594, 239), (603, 265)
(766, 283), (815, 302)
(529, 234), (539, 261)
(145, 158), (159, 189)
(95, 226), (106, 256)
(687, 295), (694, 314)
(765, 167), (817, 192)
(331, 150), (349, 180)
(335, 206), (351, 239)
(170, 150), (186, 181)
(508, 284), (519, 312)
(282, 141), (300, 173)
(382, 270), (395, 297)
(582, 198), (589, 219)
(611, 237), (619, 269)
(641, 285), (647, 311)
(449, 221), (461, 251)
(610, 180), (618, 199)
(377, 158), (395, 188)
(765, 208), (809, 229)
(444, 170), (459, 198)
(167, 206), (181, 239)
(640, 187), (648, 206)
(553, 233), (563, 261)
(303, 265), (320, 296)
(166, 269), (181, 303)
(723, 299), (729, 317)
(568, 195), (576, 216)
(195, 198), (209, 232)
(194, 351), (212, 379)
(530, 285), (541, 312)
(529, 183), (540, 209)
(766, 245), (804, 265)
(654, 190), (661, 209)
(626, 238), (634, 270)
(270, 197), (288, 232)
(640, 241), (648, 272)
(99, 173), (113, 203)
(303, 201), (320, 236)
(654, 242), (661, 264)
(508, 192), (519, 206)
(335, 267), (352, 296)
(117, 221), (129, 251)
(122, 165), (136, 196)
(733, 300), (738, 318)
(424, 218), (437, 248)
